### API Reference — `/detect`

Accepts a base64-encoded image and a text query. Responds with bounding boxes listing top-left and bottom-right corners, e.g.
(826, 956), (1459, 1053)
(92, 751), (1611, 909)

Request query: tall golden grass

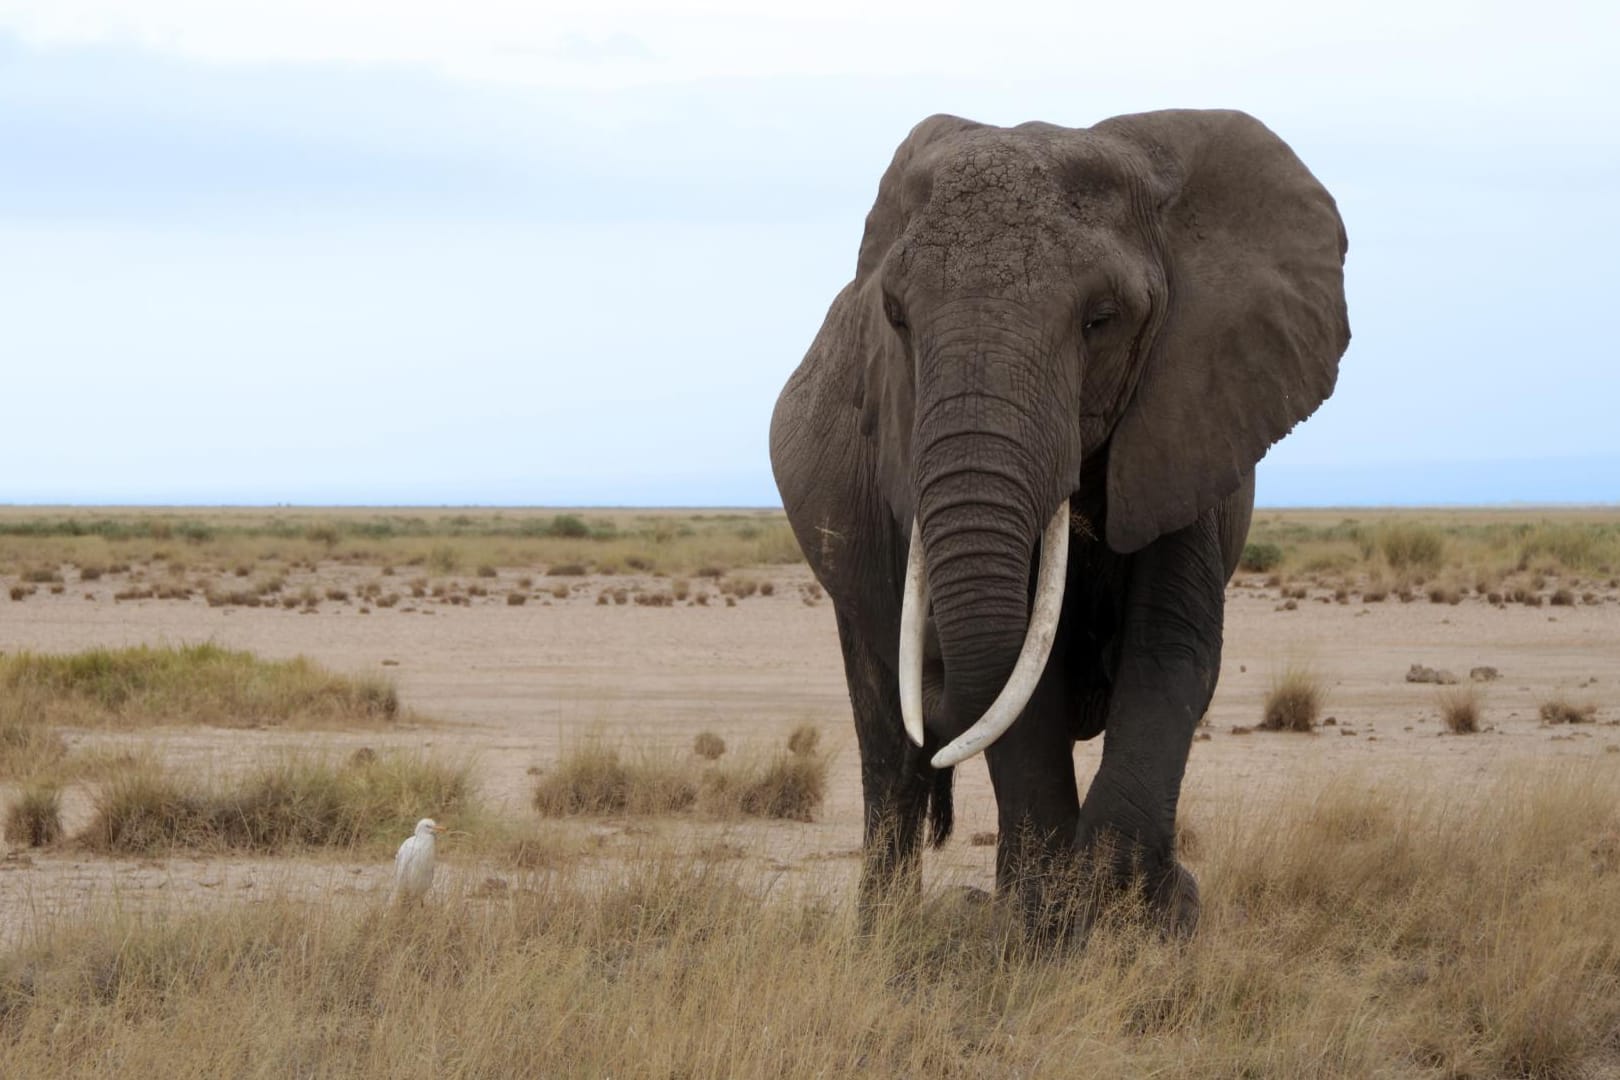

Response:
(3, 767), (1617, 1077)
(79, 752), (478, 855)
(0, 644), (402, 729)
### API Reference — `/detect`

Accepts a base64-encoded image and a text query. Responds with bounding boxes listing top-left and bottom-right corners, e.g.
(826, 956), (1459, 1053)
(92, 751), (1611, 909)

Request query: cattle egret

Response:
(393, 817), (446, 902)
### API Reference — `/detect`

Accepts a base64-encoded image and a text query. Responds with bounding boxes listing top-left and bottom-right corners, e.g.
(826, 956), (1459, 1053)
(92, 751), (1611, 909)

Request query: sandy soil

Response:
(3, 566), (1617, 940)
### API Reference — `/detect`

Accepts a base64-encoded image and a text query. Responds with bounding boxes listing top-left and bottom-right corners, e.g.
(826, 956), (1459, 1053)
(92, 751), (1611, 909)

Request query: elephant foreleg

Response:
(1077, 511), (1227, 935)
(835, 610), (942, 924)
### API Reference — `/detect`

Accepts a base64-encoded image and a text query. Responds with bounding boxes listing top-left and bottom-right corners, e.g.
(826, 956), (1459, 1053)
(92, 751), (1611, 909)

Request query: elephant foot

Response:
(1072, 825), (1200, 940)
(1148, 860), (1200, 939)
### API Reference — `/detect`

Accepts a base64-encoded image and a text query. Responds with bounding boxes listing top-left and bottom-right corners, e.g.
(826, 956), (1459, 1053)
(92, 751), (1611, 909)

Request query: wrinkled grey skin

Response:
(769, 110), (1349, 940)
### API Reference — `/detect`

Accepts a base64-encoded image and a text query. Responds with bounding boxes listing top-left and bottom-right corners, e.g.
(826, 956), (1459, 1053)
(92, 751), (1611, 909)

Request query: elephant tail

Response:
(927, 763), (955, 848)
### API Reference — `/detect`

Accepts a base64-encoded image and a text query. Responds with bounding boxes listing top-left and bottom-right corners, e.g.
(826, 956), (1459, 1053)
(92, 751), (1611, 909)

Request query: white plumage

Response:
(393, 817), (446, 902)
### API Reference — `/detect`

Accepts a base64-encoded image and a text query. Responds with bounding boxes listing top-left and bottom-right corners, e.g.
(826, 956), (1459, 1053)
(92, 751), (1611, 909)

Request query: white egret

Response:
(393, 817), (447, 903)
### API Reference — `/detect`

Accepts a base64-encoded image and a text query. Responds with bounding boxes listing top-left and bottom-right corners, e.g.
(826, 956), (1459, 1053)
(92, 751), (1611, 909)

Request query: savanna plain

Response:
(2, 507), (1619, 1078)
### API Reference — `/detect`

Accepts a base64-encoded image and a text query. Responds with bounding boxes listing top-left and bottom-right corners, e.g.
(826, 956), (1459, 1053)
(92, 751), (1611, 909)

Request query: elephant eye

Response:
(1082, 306), (1118, 335)
(882, 294), (908, 332)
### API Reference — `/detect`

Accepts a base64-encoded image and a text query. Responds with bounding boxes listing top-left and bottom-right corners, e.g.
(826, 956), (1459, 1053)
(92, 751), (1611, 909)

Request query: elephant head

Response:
(848, 111), (1349, 761)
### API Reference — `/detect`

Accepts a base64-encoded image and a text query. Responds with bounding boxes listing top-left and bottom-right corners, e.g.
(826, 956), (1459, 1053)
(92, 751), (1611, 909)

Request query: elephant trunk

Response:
(910, 303), (1081, 757)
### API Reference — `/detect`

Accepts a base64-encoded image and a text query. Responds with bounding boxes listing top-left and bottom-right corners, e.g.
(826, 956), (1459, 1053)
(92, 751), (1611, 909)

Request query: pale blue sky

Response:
(1, 1), (1616, 506)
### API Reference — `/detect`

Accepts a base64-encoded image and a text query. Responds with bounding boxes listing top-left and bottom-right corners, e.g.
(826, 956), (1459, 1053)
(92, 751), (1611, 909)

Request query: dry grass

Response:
(0, 508), (804, 580)
(3, 783), (63, 846)
(1261, 665), (1323, 732)
(78, 752), (478, 855)
(74, 757), (473, 854)
(8, 509), (1617, 598)
(531, 742), (698, 816)
(533, 737), (828, 822)
(0, 690), (70, 779)
(1, 768), (1618, 1077)
(1438, 686), (1482, 734)
(0, 644), (403, 729)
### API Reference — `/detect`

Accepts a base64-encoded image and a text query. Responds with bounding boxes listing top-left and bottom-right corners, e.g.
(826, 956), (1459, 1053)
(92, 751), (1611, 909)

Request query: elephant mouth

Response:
(899, 498), (1072, 768)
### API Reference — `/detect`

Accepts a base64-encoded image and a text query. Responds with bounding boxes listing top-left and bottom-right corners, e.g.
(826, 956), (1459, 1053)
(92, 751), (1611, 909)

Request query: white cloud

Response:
(3, 0), (1613, 100)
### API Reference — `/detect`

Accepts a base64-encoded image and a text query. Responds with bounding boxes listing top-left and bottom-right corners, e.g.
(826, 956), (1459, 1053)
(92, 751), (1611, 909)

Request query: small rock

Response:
(969, 832), (997, 847)
(1470, 666), (1500, 682)
(1323, 716), (1337, 726)
(1339, 727), (1358, 736)
(1229, 725), (1253, 736)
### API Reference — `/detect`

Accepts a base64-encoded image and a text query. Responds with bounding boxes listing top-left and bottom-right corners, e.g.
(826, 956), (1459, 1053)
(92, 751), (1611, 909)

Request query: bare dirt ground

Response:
(3, 565), (1618, 941)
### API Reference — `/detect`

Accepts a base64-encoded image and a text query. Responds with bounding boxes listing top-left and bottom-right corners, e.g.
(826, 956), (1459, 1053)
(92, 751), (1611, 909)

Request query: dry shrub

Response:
(4, 783), (63, 846)
(0, 644), (401, 729)
(1438, 686), (1481, 734)
(476, 564), (497, 578)
(759, 581), (776, 597)
(548, 563), (588, 577)
(1540, 698), (1598, 725)
(550, 584), (569, 599)
(506, 591), (527, 606)
(1261, 666), (1322, 732)
(1549, 587), (1575, 606)
(81, 753), (475, 855)
(693, 731), (727, 760)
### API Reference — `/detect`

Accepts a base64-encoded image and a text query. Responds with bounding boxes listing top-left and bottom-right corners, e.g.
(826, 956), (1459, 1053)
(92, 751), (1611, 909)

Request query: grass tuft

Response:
(1261, 665), (1323, 732)
(1438, 686), (1482, 734)
(534, 739), (827, 822)
(531, 742), (697, 816)
(3, 783), (63, 846)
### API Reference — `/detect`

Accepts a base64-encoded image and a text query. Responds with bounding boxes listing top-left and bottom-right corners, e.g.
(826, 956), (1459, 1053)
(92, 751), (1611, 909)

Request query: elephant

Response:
(768, 109), (1349, 940)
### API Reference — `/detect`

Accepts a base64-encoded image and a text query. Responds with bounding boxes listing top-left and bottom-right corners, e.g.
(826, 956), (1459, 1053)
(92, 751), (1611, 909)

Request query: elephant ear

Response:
(1095, 110), (1350, 554)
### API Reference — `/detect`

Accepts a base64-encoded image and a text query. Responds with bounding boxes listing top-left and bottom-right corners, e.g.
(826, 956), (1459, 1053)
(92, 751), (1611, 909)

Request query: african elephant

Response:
(769, 110), (1349, 939)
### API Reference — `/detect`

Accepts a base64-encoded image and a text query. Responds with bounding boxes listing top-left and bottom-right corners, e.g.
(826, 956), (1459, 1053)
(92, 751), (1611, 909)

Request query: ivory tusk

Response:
(898, 520), (927, 747)
(930, 501), (1070, 769)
